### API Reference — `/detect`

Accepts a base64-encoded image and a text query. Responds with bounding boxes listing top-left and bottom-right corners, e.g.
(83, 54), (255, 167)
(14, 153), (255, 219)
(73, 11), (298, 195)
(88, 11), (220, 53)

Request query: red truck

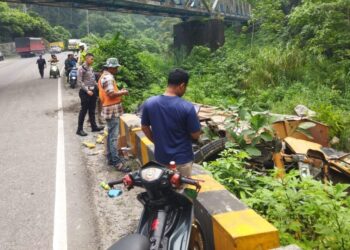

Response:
(15, 37), (46, 57)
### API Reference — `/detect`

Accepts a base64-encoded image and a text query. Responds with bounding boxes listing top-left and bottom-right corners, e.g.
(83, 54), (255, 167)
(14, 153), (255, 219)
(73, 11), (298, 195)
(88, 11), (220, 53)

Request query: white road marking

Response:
(53, 70), (67, 250)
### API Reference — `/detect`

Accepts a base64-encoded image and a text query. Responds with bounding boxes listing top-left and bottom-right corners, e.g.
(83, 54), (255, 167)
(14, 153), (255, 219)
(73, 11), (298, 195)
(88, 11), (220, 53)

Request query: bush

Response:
(205, 149), (350, 249)
(88, 34), (158, 112)
(245, 172), (350, 249)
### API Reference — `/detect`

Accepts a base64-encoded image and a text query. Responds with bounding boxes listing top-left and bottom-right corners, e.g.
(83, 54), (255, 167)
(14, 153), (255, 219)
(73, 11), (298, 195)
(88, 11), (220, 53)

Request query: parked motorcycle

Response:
(68, 67), (78, 88)
(101, 161), (203, 250)
(49, 62), (60, 78)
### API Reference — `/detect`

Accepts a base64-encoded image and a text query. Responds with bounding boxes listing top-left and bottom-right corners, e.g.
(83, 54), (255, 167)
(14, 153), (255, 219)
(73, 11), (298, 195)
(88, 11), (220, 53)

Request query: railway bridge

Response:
(5, 0), (251, 51)
(5, 0), (250, 21)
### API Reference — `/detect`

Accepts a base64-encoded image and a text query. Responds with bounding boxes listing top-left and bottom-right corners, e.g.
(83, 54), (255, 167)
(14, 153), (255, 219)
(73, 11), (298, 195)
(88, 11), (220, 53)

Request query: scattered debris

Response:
(330, 136), (340, 145)
(79, 133), (142, 248)
(193, 103), (350, 183)
(87, 151), (99, 156)
(294, 104), (316, 117)
(82, 141), (96, 149)
(96, 134), (106, 144)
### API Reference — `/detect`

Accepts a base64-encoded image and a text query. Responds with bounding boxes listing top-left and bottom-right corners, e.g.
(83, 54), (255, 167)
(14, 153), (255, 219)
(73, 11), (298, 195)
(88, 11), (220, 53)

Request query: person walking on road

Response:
(141, 68), (201, 177)
(36, 55), (46, 79)
(76, 53), (104, 136)
(97, 58), (130, 172)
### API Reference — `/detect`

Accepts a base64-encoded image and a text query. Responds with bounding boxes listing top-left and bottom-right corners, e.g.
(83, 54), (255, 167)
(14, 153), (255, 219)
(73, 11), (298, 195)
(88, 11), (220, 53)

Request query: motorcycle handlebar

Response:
(108, 179), (123, 188)
(106, 171), (202, 191)
(180, 176), (201, 190)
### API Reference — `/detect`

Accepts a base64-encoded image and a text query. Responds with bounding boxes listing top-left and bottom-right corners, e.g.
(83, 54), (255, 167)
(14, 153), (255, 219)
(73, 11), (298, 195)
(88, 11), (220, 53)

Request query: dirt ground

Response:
(63, 79), (143, 249)
(80, 140), (143, 250)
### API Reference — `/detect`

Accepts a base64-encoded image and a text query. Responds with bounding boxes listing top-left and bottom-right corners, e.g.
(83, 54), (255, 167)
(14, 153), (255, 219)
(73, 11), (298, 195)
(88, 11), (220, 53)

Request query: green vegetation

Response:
(204, 146), (350, 249)
(86, 34), (172, 112)
(178, 0), (350, 150)
(202, 105), (350, 248)
(225, 102), (275, 156)
(21, 3), (179, 53)
(0, 3), (71, 43)
(190, 3), (350, 245)
(72, 0), (350, 151)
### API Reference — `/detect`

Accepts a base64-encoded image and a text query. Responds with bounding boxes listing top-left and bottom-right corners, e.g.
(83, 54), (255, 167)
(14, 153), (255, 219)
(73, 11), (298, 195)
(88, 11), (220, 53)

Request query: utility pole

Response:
(86, 9), (90, 35)
(70, 7), (73, 27)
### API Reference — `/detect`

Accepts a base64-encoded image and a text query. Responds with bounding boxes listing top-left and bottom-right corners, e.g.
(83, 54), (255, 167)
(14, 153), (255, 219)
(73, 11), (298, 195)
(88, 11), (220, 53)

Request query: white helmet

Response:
(79, 42), (86, 49)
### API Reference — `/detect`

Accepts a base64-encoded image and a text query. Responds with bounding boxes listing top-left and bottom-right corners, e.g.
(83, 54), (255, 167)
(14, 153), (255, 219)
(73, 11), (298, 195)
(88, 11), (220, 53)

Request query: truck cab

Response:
(68, 39), (81, 51)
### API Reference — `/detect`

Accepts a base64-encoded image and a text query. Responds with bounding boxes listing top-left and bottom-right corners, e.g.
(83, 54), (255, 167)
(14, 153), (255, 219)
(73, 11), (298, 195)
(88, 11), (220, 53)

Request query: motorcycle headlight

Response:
(72, 77), (76, 79)
(141, 167), (163, 182)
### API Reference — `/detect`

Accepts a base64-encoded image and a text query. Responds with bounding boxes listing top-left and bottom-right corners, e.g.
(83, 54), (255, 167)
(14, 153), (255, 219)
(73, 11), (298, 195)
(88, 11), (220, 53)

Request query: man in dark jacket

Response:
(36, 55), (46, 79)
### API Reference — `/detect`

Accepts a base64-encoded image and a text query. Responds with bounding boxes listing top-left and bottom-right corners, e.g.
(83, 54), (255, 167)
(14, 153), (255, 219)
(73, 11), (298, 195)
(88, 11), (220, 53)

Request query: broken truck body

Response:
(194, 104), (350, 182)
(272, 118), (350, 181)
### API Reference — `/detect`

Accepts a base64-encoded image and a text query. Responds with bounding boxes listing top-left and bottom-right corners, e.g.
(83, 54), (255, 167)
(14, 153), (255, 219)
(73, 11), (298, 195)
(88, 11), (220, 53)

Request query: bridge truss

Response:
(4, 0), (250, 21)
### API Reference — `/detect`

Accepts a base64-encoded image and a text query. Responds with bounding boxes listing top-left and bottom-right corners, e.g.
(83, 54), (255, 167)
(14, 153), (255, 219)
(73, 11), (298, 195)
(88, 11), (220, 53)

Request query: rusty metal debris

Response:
(193, 104), (350, 183)
(271, 118), (350, 182)
(272, 118), (329, 147)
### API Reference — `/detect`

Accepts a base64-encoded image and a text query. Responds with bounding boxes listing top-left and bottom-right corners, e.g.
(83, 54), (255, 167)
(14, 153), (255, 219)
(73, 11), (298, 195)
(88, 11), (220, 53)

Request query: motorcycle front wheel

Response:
(188, 221), (205, 250)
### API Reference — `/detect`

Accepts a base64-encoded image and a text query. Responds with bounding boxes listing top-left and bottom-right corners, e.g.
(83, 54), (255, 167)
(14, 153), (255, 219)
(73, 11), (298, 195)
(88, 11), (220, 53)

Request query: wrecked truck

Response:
(193, 104), (350, 183)
(272, 118), (350, 183)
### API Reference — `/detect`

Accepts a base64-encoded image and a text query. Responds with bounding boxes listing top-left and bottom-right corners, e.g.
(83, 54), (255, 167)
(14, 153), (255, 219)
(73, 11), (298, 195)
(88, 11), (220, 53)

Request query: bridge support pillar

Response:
(174, 19), (225, 54)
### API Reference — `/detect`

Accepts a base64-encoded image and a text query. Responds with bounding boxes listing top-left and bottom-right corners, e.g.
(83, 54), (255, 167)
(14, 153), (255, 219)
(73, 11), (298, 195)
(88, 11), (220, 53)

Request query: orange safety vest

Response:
(98, 72), (122, 107)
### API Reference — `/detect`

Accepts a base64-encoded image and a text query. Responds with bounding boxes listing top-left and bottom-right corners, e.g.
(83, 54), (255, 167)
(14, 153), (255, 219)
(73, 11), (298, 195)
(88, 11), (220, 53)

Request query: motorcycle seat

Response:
(107, 234), (150, 250)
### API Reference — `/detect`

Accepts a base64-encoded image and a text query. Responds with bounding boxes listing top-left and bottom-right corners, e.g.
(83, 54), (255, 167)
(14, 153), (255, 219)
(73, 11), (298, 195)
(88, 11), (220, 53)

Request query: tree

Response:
(288, 0), (350, 59)
(49, 25), (72, 43)
(0, 3), (71, 43)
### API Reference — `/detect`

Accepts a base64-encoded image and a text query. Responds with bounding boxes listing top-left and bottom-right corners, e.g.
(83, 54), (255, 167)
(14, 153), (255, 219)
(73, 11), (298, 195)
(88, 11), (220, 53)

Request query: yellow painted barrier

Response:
(213, 210), (280, 249)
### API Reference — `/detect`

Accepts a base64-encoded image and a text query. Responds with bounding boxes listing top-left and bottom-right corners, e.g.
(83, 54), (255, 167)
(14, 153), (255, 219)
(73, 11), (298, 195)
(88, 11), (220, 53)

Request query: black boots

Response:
(76, 126), (103, 136)
(91, 126), (104, 132)
(76, 130), (88, 136)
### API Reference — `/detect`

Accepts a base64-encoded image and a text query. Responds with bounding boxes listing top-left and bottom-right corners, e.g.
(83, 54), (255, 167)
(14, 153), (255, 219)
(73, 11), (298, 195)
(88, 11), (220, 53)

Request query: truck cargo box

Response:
(15, 37), (46, 57)
(49, 41), (64, 50)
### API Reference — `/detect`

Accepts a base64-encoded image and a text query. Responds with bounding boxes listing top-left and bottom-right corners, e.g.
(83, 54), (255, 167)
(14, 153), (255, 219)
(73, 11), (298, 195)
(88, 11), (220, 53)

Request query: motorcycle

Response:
(49, 62), (60, 78)
(101, 161), (203, 250)
(68, 67), (78, 88)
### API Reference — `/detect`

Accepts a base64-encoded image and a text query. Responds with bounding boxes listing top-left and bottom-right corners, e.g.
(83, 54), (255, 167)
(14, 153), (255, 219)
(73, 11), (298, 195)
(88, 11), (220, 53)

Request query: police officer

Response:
(76, 53), (104, 136)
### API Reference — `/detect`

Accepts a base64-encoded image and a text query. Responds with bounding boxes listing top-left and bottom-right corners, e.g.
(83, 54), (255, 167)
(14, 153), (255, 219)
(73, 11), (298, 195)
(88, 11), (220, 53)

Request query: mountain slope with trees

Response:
(0, 3), (71, 43)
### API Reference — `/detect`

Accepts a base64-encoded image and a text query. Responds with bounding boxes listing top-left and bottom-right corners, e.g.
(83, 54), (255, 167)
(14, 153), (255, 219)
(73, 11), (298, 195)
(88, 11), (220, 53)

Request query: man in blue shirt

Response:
(141, 68), (201, 176)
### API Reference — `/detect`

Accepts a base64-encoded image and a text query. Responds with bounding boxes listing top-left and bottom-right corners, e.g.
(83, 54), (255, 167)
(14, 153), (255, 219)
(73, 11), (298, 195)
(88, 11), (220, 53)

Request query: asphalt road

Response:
(0, 53), (98, 250)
